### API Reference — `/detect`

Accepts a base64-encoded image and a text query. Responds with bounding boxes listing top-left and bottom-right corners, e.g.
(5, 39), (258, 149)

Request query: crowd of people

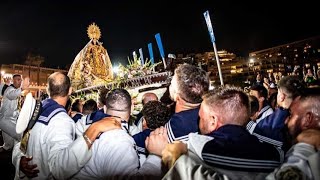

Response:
(0, 63), (319, 180)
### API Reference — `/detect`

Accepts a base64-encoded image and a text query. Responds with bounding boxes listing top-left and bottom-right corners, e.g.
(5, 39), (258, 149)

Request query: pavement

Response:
(0, 131), (16, 179)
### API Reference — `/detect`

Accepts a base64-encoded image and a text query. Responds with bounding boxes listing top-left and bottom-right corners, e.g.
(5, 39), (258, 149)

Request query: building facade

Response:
(249, 36), (320, 78)
(0, 64), (67, 99)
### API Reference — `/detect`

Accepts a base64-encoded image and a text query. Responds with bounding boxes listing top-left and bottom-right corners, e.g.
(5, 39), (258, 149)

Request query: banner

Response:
(139, 48), (144, 66)
(148, 43), (154, 65)
(203, 10), (216, 44)
(155, 33), (165, 59)
(133, 51), (138, 62)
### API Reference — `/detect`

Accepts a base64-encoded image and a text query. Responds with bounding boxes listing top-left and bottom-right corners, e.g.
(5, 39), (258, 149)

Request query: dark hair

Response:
(278, 75), (305, 99)
(71, 99), (82, 112)
(83, 99), (98, 115)
(13, 74), (21, 79)
(250, 85), (268, 99)
(98, 87), (109, 106)
(65, 98), (72, 111)
(175, 64), (209, 103)
(142, 101), (171, 130)
(268, 92), (278, 110)
(105, 88), (131, 112)
(249, 95), (259, 117)
(47, 72), (71, 98)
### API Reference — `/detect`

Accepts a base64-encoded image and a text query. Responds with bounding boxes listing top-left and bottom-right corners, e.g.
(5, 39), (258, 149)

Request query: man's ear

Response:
(175, 93), (181, 102)
(258, 96), (265, 103)
(302, 112), (314, 129)
(210, 113), (220, 131)
(142, 118), (148, 130)
(68, 87), (72, 96)
(279, 92), (285, 103)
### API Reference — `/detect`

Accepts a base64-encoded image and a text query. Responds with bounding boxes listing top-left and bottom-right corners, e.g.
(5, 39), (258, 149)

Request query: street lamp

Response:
(1, 70), (5, 82)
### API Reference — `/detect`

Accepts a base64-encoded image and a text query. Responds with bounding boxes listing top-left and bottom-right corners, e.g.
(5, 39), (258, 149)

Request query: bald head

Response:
(286, 93), (320, 138)
(47, 72), (71, 98)
(142, 92), (158, 105)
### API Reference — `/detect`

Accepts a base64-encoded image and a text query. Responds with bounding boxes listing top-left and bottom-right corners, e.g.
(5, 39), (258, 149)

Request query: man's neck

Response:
(175, 99), (200, 113)
(52, 96), (68, 107)
(105, 109), (130, 122)
(279, 99), (292, 109)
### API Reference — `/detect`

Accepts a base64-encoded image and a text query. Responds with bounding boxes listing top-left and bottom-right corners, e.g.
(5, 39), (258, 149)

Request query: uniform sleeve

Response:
(165, 119), (190, 143)
(247, 108), (289, 147)
(267, 143), (316, 180)
(187, 133), (214, 160)
(136, 155), (162, 177)
(96, 140), (141, 179)
(5, 87), (22, 100)
(75, 115), (89, 139)
(45, 113), (92, 179)
(12, 142), (26, 179)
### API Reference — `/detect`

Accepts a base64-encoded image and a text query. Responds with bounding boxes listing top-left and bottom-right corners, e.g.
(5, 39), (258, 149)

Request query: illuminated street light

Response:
(249, 58), (255, 63)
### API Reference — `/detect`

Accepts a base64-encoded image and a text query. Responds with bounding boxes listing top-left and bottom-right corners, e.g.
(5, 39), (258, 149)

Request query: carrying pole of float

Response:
(203, 10), (224, 86)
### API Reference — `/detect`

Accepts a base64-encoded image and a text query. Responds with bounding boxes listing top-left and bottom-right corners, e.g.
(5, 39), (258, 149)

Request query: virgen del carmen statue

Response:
(68, 23), (113, 90)
(68, 23), (171, 107)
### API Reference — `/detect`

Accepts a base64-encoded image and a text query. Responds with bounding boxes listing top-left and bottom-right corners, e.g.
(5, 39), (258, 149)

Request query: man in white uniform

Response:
(74, 88), (162, 179)
(12, 72), (121, 179)
(0, 74), (29, 152)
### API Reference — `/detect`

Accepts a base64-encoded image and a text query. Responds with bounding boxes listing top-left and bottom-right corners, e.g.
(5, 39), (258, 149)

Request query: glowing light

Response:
(112, 66), (119, 74)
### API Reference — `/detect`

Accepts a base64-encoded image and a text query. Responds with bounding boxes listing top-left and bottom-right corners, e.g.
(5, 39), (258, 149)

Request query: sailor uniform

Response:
(267, 143), (319, 180)
(188, 125), (283, 173)
(13, 98), (92, 179)
(133, 129), (151, 165)
(72, 113), (83, 123)
(73, 121), (162, 179)
(246, 107), (289, 150)
(0, 85), (22, 150)
(165, 108), (199, 143)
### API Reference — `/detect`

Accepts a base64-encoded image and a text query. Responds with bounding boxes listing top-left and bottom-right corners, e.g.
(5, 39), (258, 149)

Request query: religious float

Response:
(68, 23), (171, 110)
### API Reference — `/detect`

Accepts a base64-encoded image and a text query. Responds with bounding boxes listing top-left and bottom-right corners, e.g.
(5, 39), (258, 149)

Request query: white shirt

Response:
(0, 85), (21, 122)
(73, 128), (162, 180)
(267, 143), (317, 180)
(75, 114), (90, 138)
(13, 111), (92, 179)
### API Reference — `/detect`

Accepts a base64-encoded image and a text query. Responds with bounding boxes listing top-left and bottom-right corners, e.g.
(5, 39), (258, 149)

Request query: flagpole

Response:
(203, 10), (224, 86)
(213, 42), (224, 86)
(162, 57), (167, 69)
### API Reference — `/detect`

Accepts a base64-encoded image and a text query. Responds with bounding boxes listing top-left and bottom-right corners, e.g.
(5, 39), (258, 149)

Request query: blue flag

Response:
(139, 48), (144, 66)
(148, 43), (154, 65)
(155, 33), (165, 59)
(203, 10), (216, 44)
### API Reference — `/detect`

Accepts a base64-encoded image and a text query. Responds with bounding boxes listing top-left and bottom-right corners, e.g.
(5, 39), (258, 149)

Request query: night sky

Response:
(0, 0), (319, 69)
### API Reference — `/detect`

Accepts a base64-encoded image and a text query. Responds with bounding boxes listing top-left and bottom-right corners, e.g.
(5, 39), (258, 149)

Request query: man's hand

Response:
(145, 126), (168, 156)
(92, 117), (122, 133)
(4, 77), (12, 85)
(21, 77), (30, 90)
(297, 129), (320, 150)
(162, 141), (187, 169)
(20, 156), (39, 178)
(84, 117), (121, 148)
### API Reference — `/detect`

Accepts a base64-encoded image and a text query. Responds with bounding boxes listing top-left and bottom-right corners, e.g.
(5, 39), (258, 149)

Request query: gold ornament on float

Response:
(87, 23), (101, 40)
(68, 23), (113, 90)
